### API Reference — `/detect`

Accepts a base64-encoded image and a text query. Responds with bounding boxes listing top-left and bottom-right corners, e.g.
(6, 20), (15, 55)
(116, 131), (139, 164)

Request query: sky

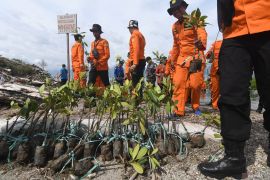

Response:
(0, 0), (220, 75)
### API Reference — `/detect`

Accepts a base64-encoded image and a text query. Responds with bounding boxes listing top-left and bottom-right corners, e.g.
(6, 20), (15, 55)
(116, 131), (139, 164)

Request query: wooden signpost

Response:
(57, 14), (77, 81)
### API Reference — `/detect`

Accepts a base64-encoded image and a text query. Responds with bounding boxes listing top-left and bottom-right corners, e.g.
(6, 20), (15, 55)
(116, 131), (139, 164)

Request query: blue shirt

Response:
(114, 66), (124, 81)
(60, 68), (68, 80)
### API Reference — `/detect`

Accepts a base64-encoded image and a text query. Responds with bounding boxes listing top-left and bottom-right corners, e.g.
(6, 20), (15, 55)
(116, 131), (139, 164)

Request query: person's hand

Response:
(170, 60), (175, 68)
(130, 64), (137, 73)
(195, 40), (204, 50)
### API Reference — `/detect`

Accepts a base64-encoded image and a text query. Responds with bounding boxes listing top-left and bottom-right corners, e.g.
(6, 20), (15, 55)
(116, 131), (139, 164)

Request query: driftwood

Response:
(0, 83), (42, 105)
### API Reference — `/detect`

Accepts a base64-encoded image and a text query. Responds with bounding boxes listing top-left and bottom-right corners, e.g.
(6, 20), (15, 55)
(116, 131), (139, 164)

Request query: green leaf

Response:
(138, 157), (148, 165)
(147, 91), (158, 104)
(154, 86), (161, 94)
(214, 133), (222, 139)
(10, 101), (19, 109)
(122, 119), (131, 125)
(150, 158), (156, 169)
(121, 102), (133, 109)
(129, 148), (133, 156)
(114, 84), (121, 95)
(165, 101), (171, 114)
(151, 148), (159, 155)
(25, 98), (31, 108)
(124, 79), (131, 87)
(132, 144), (140, 160)
(112, 110), (117, 120)
(45, 78), (52, 85)
(136, 147), (148, 160)
(191, 10), (196, 18)
(130, 162), (144, 174)
(158, 94), (166, 101)
(39, 84), (45, 96)
(10, 101), (14, 107)
(196, 8), (201, 19)
(139, 121), (146, 135)
(152, 157), (160, 167)
(200, 15), (208, 20)
(83, 41), (88, 47)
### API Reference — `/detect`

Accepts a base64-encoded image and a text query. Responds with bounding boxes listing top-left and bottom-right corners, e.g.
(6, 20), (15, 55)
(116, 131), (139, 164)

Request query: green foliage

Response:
(10, 73), (176, 175)
(128, 144), (160, 174)
(19, 98), (39, 119)
(202, 113), (221, 132)
(152, 51), (167, 63)
(10, 101), (19, 109)
(183, 8), (208, 29)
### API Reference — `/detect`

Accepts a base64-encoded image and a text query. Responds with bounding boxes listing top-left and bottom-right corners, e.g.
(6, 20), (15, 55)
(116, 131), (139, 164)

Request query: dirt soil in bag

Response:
(34, 146), (47, 167)
(0, 110), (269, 179)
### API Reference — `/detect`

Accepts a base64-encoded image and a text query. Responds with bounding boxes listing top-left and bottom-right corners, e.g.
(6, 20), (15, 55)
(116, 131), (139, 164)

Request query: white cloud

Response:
(0, 0), (218, 75)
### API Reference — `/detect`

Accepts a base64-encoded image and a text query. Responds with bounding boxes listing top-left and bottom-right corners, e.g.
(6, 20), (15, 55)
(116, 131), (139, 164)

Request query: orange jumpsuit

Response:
(206, 40), (223, 110)
(171, 21), (207, 115)
(71, 41), (86, 87)
(223, 0), (270, 39)
(125, 58), (133, 80)
(156, 64), (166, 86)
(88, 38), (110, 88)
(129, 29), (145, 66)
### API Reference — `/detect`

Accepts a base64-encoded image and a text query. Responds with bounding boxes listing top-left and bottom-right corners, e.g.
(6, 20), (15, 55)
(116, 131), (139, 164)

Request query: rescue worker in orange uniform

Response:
(128, 20), (146, 89)
(71, 33), (86, 87)
(167, 0), (207, 117)
(124, 52), (132, 80)
(88, 24), (110, 88)
(205, 40), (223, 110)
(198, 0), (270, 179)
(156, 58), (166, 89)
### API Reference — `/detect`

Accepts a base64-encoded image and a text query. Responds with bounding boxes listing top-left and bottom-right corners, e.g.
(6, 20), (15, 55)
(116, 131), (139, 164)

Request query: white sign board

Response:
(57, 14), (77, 34)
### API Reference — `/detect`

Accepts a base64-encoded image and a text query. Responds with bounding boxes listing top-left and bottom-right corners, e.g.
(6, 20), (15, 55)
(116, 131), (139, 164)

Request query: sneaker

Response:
(195, 109), (202, 116)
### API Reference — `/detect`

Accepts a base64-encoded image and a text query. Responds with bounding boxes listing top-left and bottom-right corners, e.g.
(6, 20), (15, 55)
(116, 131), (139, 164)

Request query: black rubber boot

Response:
(198, 139), (248, 179)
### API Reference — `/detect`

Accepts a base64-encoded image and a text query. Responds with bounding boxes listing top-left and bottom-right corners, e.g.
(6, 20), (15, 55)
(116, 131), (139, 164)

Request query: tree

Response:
(38, 59), (47, 70)
(152, 51), (166, 63)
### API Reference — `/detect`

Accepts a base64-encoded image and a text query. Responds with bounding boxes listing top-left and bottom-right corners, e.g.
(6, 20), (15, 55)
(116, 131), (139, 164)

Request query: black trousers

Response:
(219, 31), (270, 141)
(88, 70), (110, 87)
(132, 59), (146, 88)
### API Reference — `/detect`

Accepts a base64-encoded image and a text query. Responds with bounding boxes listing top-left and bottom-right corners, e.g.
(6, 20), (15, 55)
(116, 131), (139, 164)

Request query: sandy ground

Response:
(0, 106), (269, 180)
